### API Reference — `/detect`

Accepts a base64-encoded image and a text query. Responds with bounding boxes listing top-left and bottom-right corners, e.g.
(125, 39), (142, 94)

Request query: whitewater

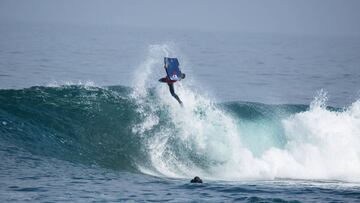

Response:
(128, 44), (360, 182)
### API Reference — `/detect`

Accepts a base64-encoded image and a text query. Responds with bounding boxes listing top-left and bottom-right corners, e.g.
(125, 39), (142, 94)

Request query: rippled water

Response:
(2, 145), (360, 202)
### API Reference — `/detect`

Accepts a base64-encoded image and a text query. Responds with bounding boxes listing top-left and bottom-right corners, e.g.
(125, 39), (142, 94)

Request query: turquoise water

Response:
(1, 22), (360, 202)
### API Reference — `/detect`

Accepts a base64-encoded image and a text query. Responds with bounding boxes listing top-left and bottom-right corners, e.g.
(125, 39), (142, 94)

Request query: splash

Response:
(131, 44), (360, 182)
(131, 44), (245, 178)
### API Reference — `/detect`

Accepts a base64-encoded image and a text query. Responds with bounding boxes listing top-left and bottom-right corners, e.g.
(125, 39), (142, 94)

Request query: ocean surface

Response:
(1, 22), (360, 202)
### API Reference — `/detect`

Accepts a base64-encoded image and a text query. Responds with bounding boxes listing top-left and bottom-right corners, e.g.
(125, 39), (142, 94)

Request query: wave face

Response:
(0, 85), (143, 171)
(1, 45), (360, 182)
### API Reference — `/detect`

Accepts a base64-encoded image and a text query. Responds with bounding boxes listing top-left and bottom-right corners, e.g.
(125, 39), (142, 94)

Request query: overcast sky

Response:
(1, 0), (360, 36)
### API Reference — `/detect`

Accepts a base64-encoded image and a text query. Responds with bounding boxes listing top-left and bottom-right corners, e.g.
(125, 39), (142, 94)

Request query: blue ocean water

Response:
(1, 22), (360, 202)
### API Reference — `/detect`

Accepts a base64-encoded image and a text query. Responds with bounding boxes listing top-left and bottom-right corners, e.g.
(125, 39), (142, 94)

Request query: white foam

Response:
(132, 44), (360, 182)
(272, 97), (360, 181)
(46, 80), (97, 88)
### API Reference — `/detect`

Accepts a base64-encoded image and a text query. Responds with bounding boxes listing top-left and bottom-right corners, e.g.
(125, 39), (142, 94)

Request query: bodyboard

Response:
(164, 57), (182, 81)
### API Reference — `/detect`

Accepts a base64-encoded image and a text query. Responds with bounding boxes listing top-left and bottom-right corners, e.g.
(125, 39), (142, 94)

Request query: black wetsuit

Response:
(159, 77), (183, 105)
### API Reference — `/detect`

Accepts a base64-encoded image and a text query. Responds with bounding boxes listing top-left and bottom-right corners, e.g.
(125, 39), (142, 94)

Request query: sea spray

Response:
(129, 45), (360, 182)
(130, 44), (245, 178)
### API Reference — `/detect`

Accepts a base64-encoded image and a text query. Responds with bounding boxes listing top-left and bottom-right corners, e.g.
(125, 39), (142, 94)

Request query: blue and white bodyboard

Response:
(164, 57), (182, 81)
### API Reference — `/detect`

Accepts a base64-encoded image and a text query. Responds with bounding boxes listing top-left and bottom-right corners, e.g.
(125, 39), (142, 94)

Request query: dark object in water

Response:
(190, 176), (203, 183)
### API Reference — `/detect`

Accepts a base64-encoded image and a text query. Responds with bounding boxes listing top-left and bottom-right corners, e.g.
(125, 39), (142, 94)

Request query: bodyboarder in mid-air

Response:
(159, 57), (185, 105)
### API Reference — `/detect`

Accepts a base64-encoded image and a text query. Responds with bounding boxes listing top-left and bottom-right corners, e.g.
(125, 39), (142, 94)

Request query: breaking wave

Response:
(1, 45), (359, 182)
